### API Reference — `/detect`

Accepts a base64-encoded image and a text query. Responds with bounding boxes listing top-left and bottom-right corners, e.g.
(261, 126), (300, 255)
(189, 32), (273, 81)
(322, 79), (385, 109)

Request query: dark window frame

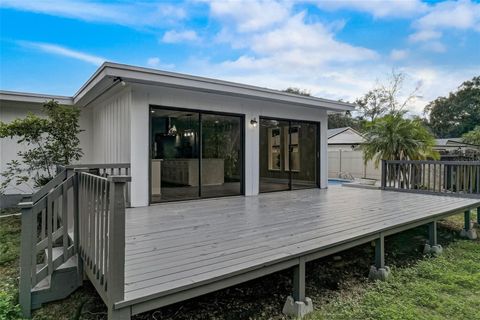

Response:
(148, 104), (245, 204)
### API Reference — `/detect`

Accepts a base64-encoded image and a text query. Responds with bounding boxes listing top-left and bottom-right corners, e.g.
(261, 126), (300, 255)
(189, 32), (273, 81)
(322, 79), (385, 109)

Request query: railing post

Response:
(18, 201), (34, 318)
(107, 175), (131, 306)
(381, 160), (387, 189)
(73, 168), (88, 286)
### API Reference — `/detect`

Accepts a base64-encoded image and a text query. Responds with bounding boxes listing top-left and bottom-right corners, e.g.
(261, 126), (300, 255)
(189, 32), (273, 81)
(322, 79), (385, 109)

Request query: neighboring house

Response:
(434, 138), (480, 160)
(0, 62), (354, 207)
(327, 127), (380, 180)
(327, 126), (365, 151)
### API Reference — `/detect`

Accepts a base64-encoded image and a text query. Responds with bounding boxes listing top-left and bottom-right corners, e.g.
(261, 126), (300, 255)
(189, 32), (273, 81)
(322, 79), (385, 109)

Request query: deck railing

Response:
(19, 164), (131, 317)
(18, 171), (76, 317)
(381, 160), (480, 198)
(78, 171), (130, 305)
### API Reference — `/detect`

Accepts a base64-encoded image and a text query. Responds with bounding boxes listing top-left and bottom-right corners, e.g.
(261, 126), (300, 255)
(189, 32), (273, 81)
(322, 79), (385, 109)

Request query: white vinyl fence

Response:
(328, 150), (381, 180)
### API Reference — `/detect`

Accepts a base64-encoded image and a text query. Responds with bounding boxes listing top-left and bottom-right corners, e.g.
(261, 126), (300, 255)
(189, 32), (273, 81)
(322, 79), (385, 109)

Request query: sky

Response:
(0, 0), (479, 114)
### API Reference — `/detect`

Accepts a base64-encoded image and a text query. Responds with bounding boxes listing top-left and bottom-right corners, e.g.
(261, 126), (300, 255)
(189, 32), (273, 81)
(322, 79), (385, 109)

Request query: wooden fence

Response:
(19, 164), (130, 317)
(381, 160), (480, 198)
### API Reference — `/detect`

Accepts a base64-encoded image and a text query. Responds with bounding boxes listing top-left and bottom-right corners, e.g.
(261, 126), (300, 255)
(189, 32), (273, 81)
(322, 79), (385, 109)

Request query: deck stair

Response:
(18, 163), (131, 318)
(31, 248), (80, 309)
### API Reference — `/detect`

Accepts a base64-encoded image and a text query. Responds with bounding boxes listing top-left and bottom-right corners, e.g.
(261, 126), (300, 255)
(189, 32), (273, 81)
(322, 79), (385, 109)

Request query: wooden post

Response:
(73, 169), (86, 286)
(107, 176), (131, 306)
(18, 201), (34, 318)
(381, 160), (387, 189)
(375, 234), (385, 269)
(477, 207), (480, 226)
(464, 210), (471, 231)
(292, 257), (306, 302)
(428, 221), (437, 246)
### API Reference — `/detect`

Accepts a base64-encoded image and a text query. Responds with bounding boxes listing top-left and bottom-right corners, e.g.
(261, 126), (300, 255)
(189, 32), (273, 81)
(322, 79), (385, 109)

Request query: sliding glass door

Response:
(150, 106), (243, 203)
(259, 117), (319, 193)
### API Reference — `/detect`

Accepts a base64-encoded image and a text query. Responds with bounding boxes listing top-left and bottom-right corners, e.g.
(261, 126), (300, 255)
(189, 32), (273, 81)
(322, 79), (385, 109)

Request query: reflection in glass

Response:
(291, 121), (318, 190)
(259, 118), (318, 193)
(150, 107), (243, 202)
(259, 118), (290, 192)
(151, 109), (200, 202)
(201, 114), (242, 197)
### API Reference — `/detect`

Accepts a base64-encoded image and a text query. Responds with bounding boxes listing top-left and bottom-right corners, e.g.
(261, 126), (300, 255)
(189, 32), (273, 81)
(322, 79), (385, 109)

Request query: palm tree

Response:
(362, 114), (439, 187)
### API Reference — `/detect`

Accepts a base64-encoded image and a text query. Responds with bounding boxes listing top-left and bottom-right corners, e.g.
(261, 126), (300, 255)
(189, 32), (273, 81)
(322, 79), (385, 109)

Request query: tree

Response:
(356, 70), (421, 121)
(283, 87), (311, 96)
(362, 113), (439, 168)
(462, 126), (480, 146)
(0, 100), (83, 192)
(328, 111), (363, 130)
(424, 76), (480, 138)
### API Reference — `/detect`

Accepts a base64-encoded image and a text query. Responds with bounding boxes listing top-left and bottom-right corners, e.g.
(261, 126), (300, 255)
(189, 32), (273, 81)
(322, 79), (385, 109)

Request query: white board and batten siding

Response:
(91, 89), (131, 164)
(128, 84), (329, 207)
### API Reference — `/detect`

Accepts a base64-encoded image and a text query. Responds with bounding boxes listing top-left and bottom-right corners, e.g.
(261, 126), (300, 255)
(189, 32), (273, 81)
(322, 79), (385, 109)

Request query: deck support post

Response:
(460, 210), (477, 240)
(424, 221), (443, 255)
(369, 233), (390, 281)
(108, 306), (131, 320)
(476, 207), (480, 227)
(283, 257), (313, 318)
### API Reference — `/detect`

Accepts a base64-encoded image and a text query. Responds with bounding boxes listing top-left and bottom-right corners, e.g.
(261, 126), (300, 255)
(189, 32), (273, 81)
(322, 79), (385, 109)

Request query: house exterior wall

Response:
(328, 129), (364, 145)
(90, 89), (131, 164)
(0, 100), (93, 195)
(128, 84), (328, 207)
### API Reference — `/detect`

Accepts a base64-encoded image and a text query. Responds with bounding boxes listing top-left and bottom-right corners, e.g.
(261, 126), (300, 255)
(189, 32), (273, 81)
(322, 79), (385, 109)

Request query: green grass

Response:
(0, 211), (479, 320)
(312, 240), (480, 320)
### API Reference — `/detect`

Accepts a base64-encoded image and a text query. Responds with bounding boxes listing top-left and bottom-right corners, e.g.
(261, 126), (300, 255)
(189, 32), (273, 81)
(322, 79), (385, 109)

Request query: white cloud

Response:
(207, 0), (291, 32)
(19, 41), (105, 65)
(0, 0), (186, 28)
(414, 0), (480, 31)
(214, 11), (378, 71)
(408, 0), (480, 49)
(315, 0), (427, 18)
(421, 41), (447, 53)
(390, 49), (409, 60)
(409, 30), (442, 43)
(147, 57), (161, 67)
(162, 30), (199, 43)
(146, 57), (175, 69)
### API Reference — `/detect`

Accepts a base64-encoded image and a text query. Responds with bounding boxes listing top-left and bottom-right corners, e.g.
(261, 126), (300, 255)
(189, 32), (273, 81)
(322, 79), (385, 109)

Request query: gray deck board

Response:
(122, 187), (479, 307)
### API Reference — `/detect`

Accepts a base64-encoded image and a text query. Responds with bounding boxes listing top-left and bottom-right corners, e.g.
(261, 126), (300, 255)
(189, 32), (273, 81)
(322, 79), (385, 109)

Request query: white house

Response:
(327, 127), (365, 151)
(0, 62), (354, 207)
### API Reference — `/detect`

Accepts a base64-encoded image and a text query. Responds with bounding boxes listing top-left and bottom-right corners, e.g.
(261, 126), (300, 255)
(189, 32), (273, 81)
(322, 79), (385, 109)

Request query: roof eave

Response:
(0, 90), (73, 105)
(74, 62), (356, 111)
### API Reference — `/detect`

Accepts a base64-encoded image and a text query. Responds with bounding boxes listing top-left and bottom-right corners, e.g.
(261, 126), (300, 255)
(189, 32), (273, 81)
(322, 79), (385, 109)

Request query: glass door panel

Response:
(150, 108), (199, 202)
(201, 114), (242, 197)
(290, 121), (318, 190)
(259, 118), (290, 192)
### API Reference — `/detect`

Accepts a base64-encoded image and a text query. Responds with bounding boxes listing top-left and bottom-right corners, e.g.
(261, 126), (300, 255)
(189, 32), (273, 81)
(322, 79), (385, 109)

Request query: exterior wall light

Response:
(250, 118), (258, 128)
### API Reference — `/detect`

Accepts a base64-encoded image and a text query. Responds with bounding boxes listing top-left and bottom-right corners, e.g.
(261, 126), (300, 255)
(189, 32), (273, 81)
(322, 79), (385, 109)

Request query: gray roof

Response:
(327, 127), (350, 138)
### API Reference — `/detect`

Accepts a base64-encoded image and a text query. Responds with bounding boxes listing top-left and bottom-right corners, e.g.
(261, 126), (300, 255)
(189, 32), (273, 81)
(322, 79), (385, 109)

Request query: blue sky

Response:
(1, 0), (479, 113)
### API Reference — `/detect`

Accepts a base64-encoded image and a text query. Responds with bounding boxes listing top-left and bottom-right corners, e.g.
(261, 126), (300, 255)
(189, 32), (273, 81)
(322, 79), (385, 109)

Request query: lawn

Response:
(0, 211), (478, 320)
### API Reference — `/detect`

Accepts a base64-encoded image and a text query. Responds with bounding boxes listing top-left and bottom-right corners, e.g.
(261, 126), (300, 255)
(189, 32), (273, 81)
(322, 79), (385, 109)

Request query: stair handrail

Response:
(19, 164), (132, 318)
(18, 170), (75, 317)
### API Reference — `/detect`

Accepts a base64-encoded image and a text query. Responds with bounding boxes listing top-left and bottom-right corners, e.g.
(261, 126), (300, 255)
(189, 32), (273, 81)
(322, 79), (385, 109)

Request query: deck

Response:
(118, 186), (480, 316)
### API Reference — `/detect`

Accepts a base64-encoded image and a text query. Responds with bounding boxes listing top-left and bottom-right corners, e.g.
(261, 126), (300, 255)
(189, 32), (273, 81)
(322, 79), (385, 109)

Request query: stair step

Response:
(31, 255), (80, 310)
(33, 254), (78, 292)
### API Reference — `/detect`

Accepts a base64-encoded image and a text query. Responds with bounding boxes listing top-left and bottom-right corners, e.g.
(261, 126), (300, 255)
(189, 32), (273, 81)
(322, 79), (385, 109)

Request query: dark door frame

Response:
(258, 116), (320, 193)
(148, 104), (245, 204)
